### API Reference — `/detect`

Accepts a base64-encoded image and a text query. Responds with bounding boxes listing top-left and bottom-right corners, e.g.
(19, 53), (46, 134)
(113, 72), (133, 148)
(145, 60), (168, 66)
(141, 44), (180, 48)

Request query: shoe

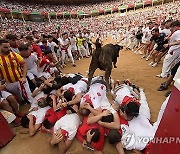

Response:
(156, 74), (163, 78)
(16, 112), (26, 117)
(138, 51), (143, 55)
(141, 55), (146, 59)
(157, 85), (168, 91)
(146, 55), (150, 61)
(13, 117), (21, 127)
(72, 64), (76, 67)
(152, 62), (158, 67)
(149, 62), (154, 66)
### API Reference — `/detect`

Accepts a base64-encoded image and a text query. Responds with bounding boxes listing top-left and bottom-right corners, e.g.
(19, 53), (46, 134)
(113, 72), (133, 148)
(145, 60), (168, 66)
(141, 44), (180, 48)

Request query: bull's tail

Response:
(95, 38), (101, 49)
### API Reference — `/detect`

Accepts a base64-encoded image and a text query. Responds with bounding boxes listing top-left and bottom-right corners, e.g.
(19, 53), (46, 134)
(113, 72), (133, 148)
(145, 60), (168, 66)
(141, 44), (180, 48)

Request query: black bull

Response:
(88, 43), (123, 91)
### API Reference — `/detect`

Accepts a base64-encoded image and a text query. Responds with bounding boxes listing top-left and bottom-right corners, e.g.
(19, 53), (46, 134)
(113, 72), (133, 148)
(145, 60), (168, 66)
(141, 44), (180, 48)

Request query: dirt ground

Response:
(1, 37), (171, 154)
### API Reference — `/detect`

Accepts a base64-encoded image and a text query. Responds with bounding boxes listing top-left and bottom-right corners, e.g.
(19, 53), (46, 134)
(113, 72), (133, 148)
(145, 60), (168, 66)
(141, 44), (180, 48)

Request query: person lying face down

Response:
(57, 77), (89, 108)
(80, 79), (107, 115)
(20, 104), (50, 136)
(50, 105), (81, 154)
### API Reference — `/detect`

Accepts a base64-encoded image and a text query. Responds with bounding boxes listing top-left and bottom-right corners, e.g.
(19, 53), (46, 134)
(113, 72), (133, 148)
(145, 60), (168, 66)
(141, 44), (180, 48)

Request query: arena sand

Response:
(1, 38), (170, 154)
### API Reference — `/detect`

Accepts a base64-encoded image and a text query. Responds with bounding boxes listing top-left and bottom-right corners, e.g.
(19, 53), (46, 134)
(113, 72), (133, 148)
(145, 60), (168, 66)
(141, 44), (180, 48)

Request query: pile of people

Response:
(0, 37), (167, 152)
(0, 0), (180, 153)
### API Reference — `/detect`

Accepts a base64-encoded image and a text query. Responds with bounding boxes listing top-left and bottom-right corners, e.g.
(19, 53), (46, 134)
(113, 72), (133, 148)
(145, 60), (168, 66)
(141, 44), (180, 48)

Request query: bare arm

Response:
(98, 112), (120, 129)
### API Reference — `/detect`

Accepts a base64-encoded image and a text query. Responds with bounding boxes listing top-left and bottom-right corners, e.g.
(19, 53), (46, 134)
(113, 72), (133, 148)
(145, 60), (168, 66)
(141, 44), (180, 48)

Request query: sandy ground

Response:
(1, 38), (171, 154)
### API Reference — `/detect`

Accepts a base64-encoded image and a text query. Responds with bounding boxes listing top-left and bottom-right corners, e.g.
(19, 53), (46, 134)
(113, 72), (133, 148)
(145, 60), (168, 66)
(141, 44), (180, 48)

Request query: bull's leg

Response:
(88, 64), (97, 90)
(105, 66), (112, 91)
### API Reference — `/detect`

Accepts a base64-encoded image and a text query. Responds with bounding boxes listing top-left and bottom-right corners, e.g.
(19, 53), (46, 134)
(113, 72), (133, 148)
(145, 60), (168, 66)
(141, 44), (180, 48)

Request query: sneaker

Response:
(72, 64), (76, 67)
(138, 51), (143, 55)
(146, 55), (150, 61)
(149, 62), (154, 66)
(13, 117), (21, 127)
(156, 74), (163, 78)
(152, 62), (158, 67)
(141, 55), (146, 59)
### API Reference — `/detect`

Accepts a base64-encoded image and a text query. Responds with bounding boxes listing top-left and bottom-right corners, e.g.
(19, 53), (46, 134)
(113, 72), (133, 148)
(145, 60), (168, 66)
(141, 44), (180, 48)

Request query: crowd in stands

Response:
(0, 0), (180, 154)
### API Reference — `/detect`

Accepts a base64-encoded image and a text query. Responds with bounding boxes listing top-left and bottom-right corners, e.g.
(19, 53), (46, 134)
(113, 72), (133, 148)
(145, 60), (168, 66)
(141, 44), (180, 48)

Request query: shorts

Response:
(155, 45), (164, 52)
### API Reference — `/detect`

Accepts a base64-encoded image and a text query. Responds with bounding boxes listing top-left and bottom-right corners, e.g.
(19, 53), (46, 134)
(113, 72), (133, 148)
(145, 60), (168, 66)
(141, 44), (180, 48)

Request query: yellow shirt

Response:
(0, 52), (25, 83)
(77, 38), (85, 46)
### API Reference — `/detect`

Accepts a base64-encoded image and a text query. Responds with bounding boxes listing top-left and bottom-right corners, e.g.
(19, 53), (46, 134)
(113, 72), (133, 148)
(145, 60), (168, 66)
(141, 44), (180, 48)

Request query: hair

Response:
(46, 95), (53, 107)
(170, 20), (180, 27)
(42, 86), (53, 94)
(54, 76), (62, 83)
(21, 115), (30, 128)
(0, 39), (9, 45)
(44, 48), (52, 55)
(101, 113), (114, 123)
(5, 34), (17, 40)
(62, 32), (68, 36)
(47, 35), (53, 38)
(90, 129), (100, 143)
(43, 119), (54, 129)
(32, 30), (37, 35)
(52, 83), (62, 90)
(18, 44), (29, 51)
(107, 129), (121, 144)
(80, 108), (91, 116)
(61, 76), (70, 85)
(42, 39), (47, 44)
(64, 90), (74, 102)
(152, 28), (159, 33)
(125, 102), (140, 117)
(26, 35), (33, 41)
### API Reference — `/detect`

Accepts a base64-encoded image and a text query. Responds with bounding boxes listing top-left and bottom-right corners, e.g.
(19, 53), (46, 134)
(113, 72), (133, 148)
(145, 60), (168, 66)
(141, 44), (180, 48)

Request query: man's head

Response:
(18, 44), (30, 58)
(26, 35), (34, 44)
(148, 22), (154, 29)
(63, 90), (74, 102)
(107, 129), (121, 144)
(48, 35), (53, 42)
(62, 32), (68, 40)
(151, 28), (159, 36)
(170, 20), (180, 33)
(43, 119), (54, 130)
(101, 113), (114, 123)
(5, 34), (18, 48)
(165, 19), (173, 28)
(121, 101), (140, 121)
(80, 108), (91, 117)
(0, 39), (10, 55)
(86, 129), (100, 143)
(42, 39), (47, 47)
(44, 49), (53, 58)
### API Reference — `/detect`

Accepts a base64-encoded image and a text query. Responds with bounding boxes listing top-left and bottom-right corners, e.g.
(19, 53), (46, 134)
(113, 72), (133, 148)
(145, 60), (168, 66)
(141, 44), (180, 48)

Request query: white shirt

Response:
(24, 53), (38, 70)
(80, 83), (106, 109)
(54, 113), (81, 140)
(69, 37), (77, 46)
(63, 78), (88, 95)
(161, 28), (171, 36)
(47, 41), (58, 52)
(169, 30), (180, 52)
(142, 27), (152, 43)
(29, 106), (50, 124)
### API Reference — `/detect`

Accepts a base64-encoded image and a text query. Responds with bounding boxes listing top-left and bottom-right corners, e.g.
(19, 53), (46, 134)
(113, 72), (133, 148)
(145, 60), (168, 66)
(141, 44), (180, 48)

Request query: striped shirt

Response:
(0, 52), (25, 83)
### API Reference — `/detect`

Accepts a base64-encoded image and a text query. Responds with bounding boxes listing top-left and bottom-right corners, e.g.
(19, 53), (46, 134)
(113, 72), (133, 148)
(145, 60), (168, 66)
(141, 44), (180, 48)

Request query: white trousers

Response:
(6, 81), (33, 104)
(61, 49), (74, 65)
(160, 48), (180, 77)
